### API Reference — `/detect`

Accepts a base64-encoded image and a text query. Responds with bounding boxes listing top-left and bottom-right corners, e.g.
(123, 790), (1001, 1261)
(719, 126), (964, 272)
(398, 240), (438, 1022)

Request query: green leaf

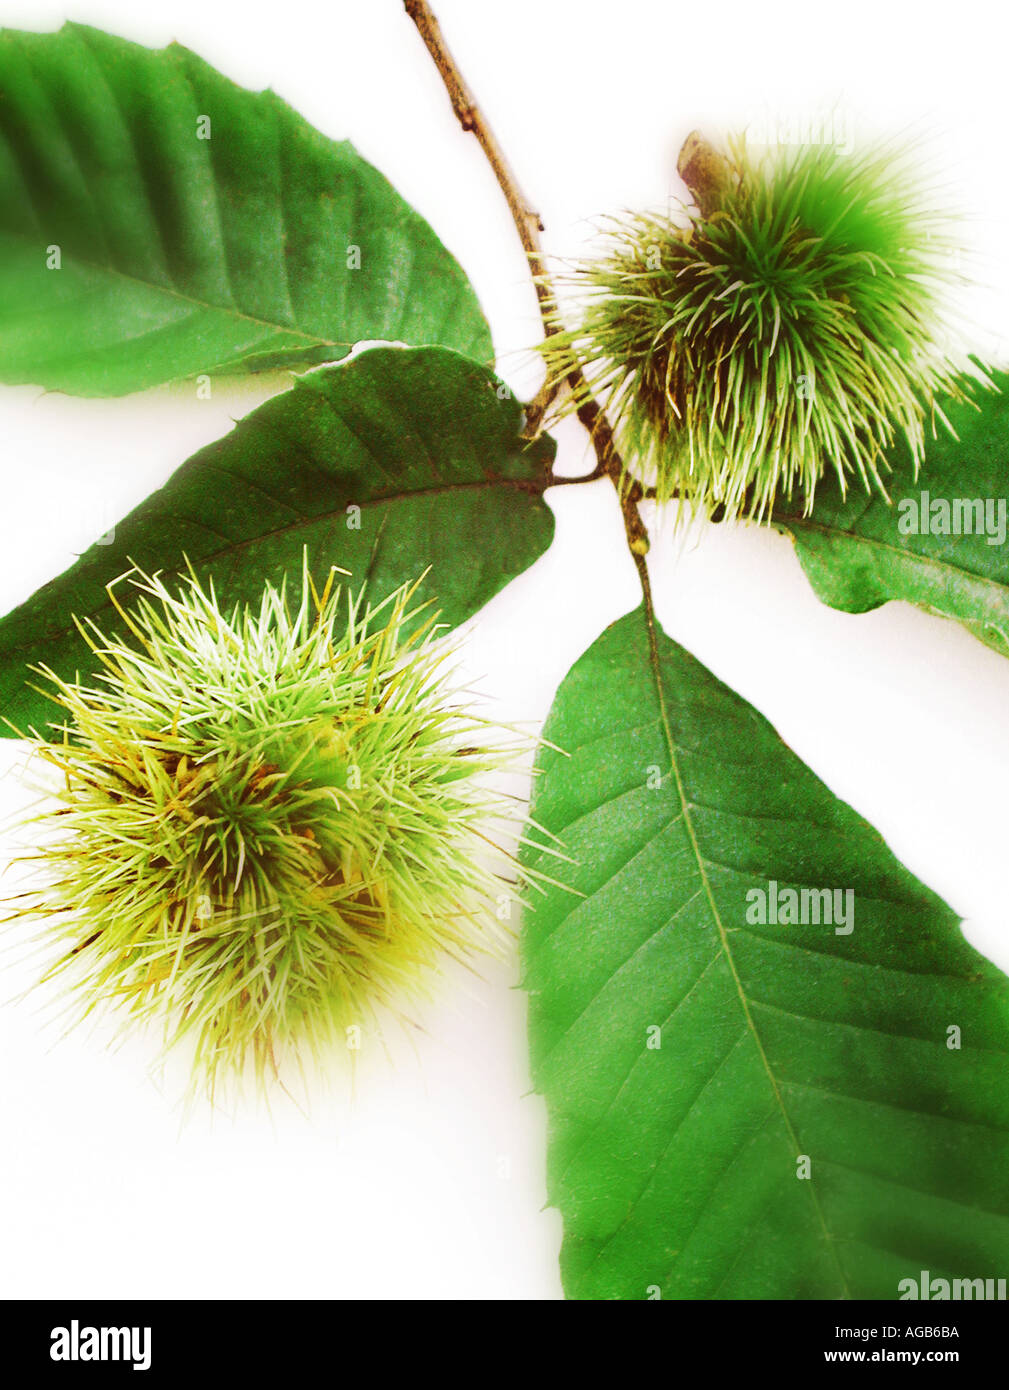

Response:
(522, 605), (1009, 1300)
(0, 345), (554, 736)
(773, 372), (1009, 656)
(0, 22), (491, 395)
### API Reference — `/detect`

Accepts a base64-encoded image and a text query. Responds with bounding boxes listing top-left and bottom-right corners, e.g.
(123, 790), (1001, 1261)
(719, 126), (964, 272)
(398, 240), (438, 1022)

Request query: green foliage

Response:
(775, 369), (1009, 657)
(3, 11), (1009, 1303)
(522, 608), (1009, 1299)
(540, 138), (975, 520)
(0, 22), (491, 395)
(9, 565), (520, 1092)
(0, 346), (555, 737)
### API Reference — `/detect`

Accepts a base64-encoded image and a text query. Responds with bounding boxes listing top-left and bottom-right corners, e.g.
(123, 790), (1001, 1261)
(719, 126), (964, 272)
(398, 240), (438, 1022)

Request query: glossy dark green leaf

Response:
(522, 606), (1009, 1299)
(0, 22), (491, 395)
(774, 372), (1009, 656)
(0, 346), (554, 736)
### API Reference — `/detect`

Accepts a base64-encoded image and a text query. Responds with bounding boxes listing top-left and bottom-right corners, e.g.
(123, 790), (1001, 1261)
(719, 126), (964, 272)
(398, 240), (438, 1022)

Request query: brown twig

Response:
(402, 0), (644, 544)
(402, 4), (552, 331)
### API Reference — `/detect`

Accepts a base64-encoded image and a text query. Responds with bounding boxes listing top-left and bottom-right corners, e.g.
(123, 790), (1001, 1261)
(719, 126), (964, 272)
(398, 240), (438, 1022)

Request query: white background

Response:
(2, 0), (1009, 1301)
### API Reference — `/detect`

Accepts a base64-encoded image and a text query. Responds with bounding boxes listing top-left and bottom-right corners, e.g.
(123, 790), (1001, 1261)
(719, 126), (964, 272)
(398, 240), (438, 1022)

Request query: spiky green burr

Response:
(540, 134), (978, 520)
(7, 565), (521, 1093)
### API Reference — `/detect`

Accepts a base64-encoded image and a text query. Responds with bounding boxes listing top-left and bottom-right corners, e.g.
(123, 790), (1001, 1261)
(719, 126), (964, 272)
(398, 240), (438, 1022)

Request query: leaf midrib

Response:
(635, 592), (852, 1298)
(3, 229), (348, 358)
(779, 513), (1009, 600)
(0, 473), (547, 661)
